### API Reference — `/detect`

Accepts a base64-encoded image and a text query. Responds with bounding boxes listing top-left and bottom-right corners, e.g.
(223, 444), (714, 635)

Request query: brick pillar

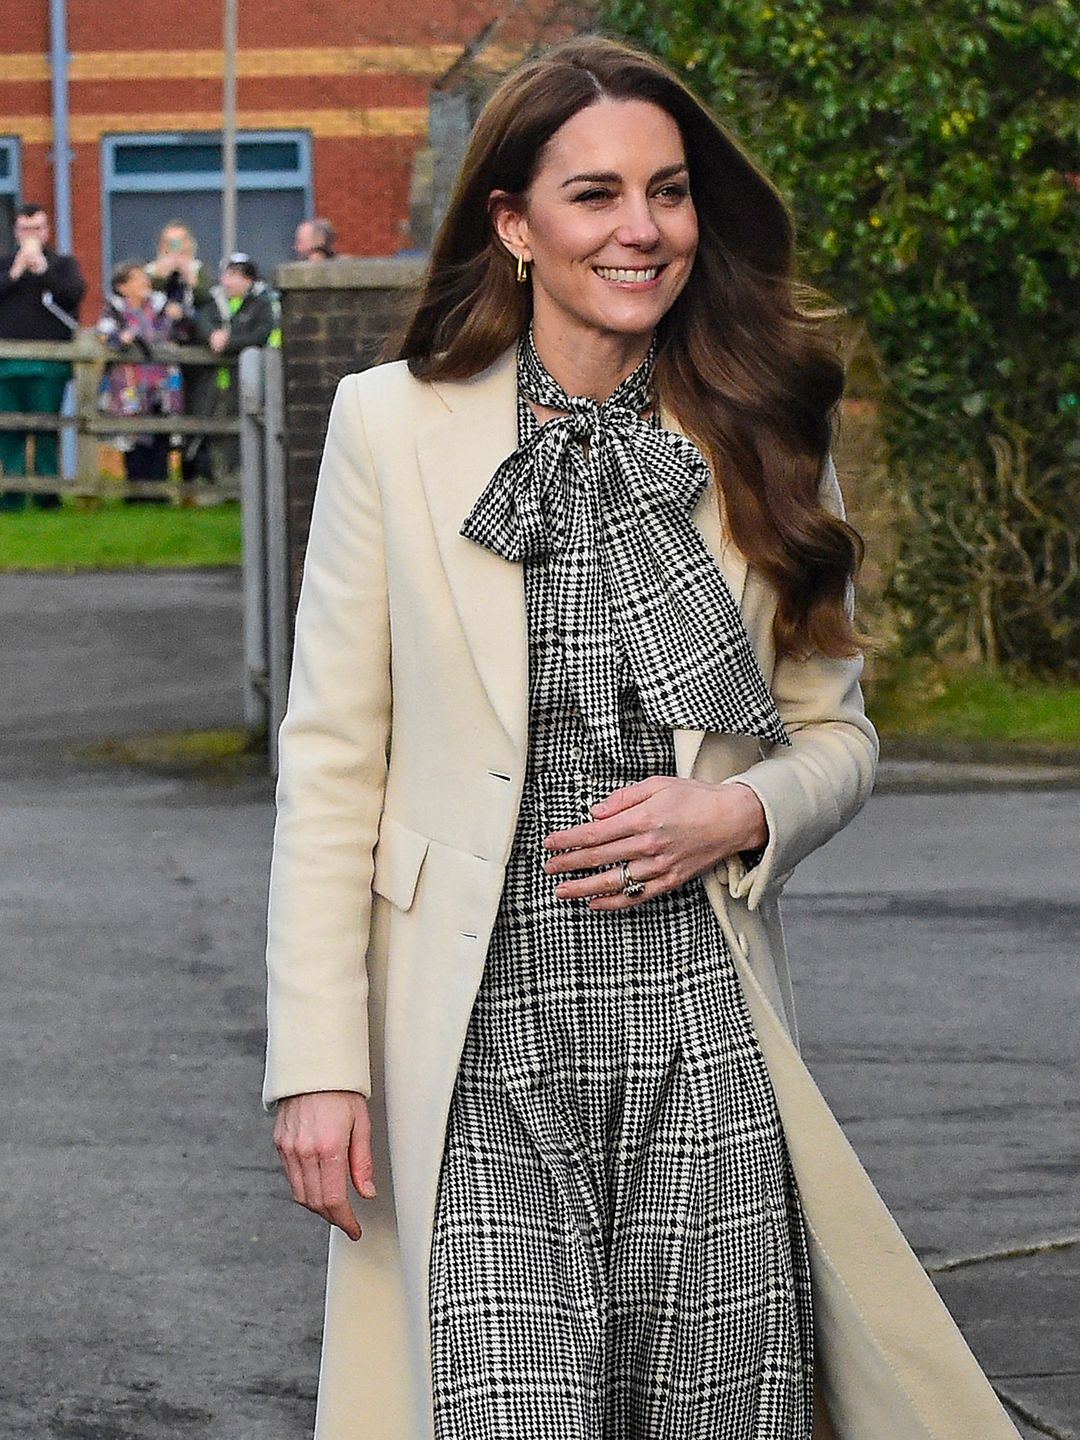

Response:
(276, 257), (426, 615)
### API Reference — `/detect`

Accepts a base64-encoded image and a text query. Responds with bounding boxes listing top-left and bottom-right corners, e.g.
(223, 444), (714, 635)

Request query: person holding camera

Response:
(147, 221), (213, 322)
(147, 222), (215, 485)
(0, 203), (85, 511)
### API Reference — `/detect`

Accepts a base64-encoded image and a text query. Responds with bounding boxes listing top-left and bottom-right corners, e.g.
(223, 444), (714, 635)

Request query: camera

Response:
(163, 269), (187, 307)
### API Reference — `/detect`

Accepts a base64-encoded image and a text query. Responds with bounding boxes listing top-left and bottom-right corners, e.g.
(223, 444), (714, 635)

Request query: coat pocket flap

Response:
(372, 815), (430, 912)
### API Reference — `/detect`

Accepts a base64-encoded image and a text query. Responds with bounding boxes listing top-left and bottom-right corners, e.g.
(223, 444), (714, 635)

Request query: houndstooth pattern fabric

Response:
(459, 329), (788, 763)
(429, 382), (813, 1440)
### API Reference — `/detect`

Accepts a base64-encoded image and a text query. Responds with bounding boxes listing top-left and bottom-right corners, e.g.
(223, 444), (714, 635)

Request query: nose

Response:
(613, 192), (661, 250)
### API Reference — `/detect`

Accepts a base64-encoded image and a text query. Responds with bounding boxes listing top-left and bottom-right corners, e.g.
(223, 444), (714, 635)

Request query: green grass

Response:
(869, 660), (1080, 751)
(0, 497), (242, 571)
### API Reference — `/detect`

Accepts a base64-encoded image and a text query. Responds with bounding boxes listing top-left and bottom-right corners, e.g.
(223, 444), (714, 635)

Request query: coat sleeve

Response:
(722, 457), (879, 911)
(225, 292), (275, 352)
(190, 297), (220, 345)
(263, 373), (391, 1108)
(45, 253), (86, 315)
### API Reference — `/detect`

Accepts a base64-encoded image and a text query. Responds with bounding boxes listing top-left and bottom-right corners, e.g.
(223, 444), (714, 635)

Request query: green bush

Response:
(603, 0), (1080, 671)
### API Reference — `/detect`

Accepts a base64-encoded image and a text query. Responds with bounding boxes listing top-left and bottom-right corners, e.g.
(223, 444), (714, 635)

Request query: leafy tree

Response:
(603, 0), (1080, 670)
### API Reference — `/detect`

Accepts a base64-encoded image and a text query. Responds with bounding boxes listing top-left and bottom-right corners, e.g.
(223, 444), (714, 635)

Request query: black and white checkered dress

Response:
(429, 337), (813, 1439)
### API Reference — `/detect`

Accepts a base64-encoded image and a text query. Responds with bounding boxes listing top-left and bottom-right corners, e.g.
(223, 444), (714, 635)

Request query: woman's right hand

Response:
(273, 1090), (376, 1240)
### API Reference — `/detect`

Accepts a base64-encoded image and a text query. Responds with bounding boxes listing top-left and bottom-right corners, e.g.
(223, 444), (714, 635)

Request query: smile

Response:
(594, 265), (664, 283)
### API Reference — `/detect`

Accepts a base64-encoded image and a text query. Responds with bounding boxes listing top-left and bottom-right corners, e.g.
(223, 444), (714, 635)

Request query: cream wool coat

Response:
(264, 346), (1019, 1440)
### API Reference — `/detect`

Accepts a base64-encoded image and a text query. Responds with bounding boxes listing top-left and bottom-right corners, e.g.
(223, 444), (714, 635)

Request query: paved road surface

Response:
(0, 570), (244, 767)
(1, 571), (1076, 1439)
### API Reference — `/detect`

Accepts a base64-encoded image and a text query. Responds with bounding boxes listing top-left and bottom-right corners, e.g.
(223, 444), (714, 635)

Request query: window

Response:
(101, 131), (312, 285)
(0, 138), (21, 235)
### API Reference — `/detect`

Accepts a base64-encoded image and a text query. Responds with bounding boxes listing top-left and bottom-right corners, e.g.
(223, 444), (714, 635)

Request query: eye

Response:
(655, 183), (690, 202)
(572, 188), (615, 204)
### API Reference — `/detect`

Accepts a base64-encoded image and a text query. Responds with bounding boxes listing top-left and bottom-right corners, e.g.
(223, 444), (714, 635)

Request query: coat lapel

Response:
(415, 348), (528, 760)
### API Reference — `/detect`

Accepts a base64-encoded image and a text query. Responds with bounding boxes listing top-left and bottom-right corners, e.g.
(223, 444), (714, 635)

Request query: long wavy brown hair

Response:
(400, 36), (861, 659)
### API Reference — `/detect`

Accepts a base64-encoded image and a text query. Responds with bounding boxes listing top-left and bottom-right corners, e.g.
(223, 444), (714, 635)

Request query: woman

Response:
(146, 220), (213, 318)
(97, 259), (182, 498)
(147, 221), (215, 483)
(265, 37), (1019, 1440)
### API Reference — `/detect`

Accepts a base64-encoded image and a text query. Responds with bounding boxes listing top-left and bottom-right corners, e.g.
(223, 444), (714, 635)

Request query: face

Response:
(14, 211), (49, 248)
(294, 222), (316, 259)
(494, 99), (698, 347)
(117, 268), (151, 306)
(161, 227), (192, 257)
(222, 266), (252, 298)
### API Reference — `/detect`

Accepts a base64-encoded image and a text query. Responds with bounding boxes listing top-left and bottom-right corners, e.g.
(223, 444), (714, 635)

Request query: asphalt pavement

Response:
(1, 569), (1076, 1440)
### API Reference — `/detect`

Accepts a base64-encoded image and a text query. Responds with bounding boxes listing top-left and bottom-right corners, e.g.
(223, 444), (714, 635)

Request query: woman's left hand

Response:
(543, 777), (767, 910)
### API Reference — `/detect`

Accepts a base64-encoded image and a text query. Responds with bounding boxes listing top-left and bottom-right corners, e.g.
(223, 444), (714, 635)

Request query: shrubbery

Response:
(604, 0), (1080, 671)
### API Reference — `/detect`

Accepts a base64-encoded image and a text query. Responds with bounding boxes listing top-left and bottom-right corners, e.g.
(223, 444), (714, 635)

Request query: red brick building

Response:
(1, 0), (586, 315)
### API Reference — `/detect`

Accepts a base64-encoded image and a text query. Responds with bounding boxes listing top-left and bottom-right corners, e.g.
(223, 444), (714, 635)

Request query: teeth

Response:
(595, 266), (660, 282)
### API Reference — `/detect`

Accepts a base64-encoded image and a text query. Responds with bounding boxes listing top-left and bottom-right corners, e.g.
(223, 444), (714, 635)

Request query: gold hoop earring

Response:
(516, 252), (529, 284)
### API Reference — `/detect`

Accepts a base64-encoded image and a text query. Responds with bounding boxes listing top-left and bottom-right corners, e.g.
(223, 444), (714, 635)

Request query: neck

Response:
(531, 315), (652, 401)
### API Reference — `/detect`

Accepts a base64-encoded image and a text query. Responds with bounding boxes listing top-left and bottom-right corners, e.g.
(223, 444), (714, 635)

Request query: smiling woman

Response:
(264, 34), (1021, 1440)
(403, 42), (860, 661)
(488, 100), (699, 384)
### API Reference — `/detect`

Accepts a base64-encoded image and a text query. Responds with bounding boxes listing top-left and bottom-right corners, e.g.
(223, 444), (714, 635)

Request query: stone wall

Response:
(276, 257), (426, 616)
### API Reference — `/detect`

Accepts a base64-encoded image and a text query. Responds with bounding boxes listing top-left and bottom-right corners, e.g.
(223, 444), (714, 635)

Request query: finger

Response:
(296, 1151), (326, 1216)
(306, 1154), (362, 1239)
(545, 834), (656, 877)
(320, 1158), (362, 1241)
(277, 1146), (306, 1205)
(552, 854), (663, 898)
(590, 778), (665, 819)
(550, 865), (623, 902)
(590, 882), (660, 910)
(349, 1112), (377, 1202)
(273, 1117), (307, 1203)
(543, 810), (640, 854)
(554, 858), (664, 902)
(590, 866), (675, 909)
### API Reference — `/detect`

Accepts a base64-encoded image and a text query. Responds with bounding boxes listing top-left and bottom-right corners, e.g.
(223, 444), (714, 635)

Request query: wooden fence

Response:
(0, 335), (241, 502)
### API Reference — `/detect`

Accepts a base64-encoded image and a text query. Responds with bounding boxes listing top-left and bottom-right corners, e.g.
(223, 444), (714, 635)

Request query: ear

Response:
(488, 190), (531, 264)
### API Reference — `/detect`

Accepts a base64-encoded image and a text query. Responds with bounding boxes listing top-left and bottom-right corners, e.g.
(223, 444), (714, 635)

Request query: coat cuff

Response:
(719, 774), (790, 910)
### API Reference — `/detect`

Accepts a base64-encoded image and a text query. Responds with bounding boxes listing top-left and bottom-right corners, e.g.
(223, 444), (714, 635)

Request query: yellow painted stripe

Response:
(6, 108), (428, 143)
(0, 45), (461, 85)
(0, 53), (48, 82)
(4, 116), (51, 144)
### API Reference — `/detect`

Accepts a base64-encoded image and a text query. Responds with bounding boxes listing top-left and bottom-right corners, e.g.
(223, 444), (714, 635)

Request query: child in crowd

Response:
(97, 259), (182, 500)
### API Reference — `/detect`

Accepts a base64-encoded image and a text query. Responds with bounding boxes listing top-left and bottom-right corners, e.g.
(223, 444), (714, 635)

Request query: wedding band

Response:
(620, 861), (645, 898)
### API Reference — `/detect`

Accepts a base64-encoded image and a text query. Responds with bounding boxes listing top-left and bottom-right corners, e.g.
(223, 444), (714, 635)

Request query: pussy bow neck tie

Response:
(460, 330), (788, 762)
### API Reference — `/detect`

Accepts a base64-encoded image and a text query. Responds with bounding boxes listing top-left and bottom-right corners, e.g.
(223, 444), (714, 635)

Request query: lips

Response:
(594, 265), (665, 282)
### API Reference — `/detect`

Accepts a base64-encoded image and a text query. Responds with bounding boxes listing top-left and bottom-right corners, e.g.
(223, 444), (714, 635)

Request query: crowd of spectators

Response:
(97, 231), (278, 497)
(0, 205), (337, 506)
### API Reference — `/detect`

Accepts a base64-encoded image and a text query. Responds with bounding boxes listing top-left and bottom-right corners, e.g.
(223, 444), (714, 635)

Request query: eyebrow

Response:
(560, 163), (689, 189)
